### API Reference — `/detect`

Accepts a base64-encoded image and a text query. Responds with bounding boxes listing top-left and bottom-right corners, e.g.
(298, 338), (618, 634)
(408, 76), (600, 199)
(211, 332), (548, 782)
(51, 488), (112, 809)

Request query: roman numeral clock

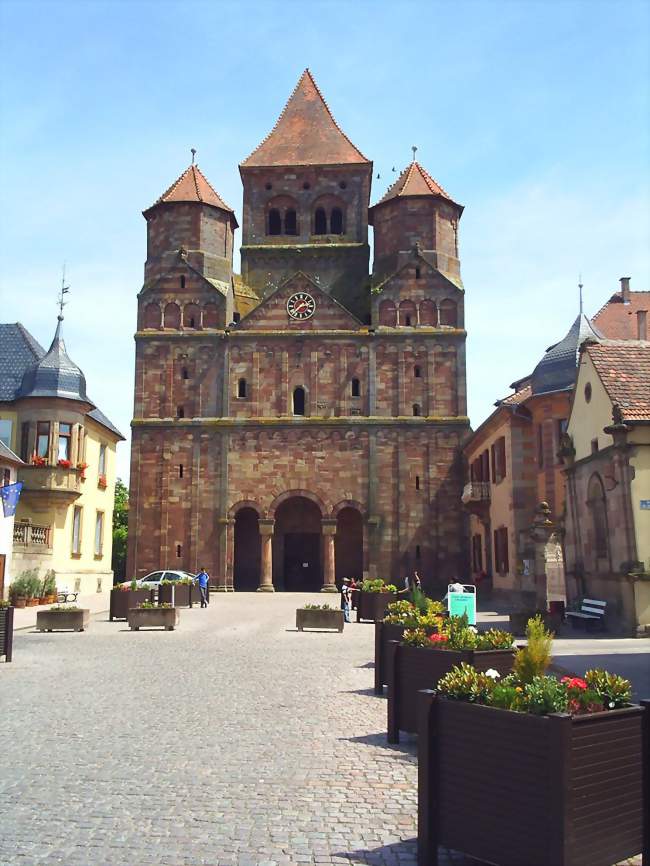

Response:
(286, 292), (316, 320)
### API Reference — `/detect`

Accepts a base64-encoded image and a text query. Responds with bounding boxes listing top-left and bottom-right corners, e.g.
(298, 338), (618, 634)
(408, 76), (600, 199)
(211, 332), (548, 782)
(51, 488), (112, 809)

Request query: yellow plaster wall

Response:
(569, 354), (613, 460)
(630, 427), (650, 569)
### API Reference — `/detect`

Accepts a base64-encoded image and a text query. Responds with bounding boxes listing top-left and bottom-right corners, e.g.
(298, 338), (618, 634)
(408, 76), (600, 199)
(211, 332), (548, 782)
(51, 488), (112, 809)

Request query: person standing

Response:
(341, 578), (352, 623)
(196, 567), (210, 608)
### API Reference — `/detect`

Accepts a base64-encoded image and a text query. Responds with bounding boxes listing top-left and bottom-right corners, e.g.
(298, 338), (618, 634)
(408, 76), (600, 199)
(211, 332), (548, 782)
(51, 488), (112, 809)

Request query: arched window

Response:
(143, 303), (160, 329)
(183, 303), (200, 329)
(314, 207), (327, 235)
(378, 300), (397, 327)
(405, 315), (412, 327)
(399, 299), (417, 327)
(351, 378), (360, 397)
(268, 209), (282, 235)
(330, 207), (343, 235)
(284, 209), (298, 236)
(293, 386), (306, 416)
(163, 302), (181, 329)
(414, 365), (421, 378)
(182, 368), (189, 380)
(177, 405), (185, 419)
(439, 298), (458, 327)
(587, 474), (608, 559)
(237, 378), (247, 399)
(412, 403), (421, 417)
(419, 299), (437, 326)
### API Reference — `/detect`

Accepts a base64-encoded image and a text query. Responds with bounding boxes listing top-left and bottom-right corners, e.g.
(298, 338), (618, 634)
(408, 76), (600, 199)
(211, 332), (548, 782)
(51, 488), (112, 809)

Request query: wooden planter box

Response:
(387, 641), (515, 742)
(374, 621), (406, 694)
(296, 608), (344, 632)
(0, 606), (14, 662)
(418, 691), (649, 866)
(128, 607), (180, 631)
(357, 590), (396, 623)
(109, 588), (153, 621)
(509, 610), (562, 636)
(36, 608), (90, 632)
(158, 583), (200, 607)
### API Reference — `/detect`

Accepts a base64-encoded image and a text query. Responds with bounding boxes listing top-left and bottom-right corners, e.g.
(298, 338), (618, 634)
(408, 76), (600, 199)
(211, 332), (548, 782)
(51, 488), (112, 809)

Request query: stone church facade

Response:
(126, 70), (469, 592)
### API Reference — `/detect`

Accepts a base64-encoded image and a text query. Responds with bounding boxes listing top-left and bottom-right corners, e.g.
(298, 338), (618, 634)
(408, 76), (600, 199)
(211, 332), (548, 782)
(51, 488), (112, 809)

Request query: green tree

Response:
(112, 478), (129, 583)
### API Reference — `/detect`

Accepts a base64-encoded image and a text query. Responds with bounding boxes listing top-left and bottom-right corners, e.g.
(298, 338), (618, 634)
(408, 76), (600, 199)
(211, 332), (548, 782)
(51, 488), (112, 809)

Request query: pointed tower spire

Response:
(578, 274), (584, 316)
(240, 69), (370, 167)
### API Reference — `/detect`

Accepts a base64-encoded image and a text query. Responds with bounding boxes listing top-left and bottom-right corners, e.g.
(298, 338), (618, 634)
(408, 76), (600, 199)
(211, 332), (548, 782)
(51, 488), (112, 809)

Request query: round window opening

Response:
(265, 182), (273, 191)
(303, 181), (310, 190)
(584, 382), (592, 403)
(339, 181), (347, 189)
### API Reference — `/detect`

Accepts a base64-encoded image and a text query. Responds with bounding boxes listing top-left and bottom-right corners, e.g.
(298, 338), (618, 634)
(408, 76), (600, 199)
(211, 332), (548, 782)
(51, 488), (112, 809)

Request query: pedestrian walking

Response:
(196, 567), (210, 608)
(341, 578), (352, 623)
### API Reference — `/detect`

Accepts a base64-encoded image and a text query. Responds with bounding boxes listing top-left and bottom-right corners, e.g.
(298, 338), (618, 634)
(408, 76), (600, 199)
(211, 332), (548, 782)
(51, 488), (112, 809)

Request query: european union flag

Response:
(1, 482), (23, 518)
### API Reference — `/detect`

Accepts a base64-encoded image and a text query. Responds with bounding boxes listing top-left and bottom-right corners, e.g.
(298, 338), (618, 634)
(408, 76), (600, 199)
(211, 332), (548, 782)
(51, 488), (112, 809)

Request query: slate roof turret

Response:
(530, 313), (603, 396)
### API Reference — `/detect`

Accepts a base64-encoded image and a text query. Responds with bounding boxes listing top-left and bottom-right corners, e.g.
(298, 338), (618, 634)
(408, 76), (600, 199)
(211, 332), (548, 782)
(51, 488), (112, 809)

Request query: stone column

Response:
(215, 517), (233, 591)
(258, 520), (275, 592)
(321, 521), (338, 592)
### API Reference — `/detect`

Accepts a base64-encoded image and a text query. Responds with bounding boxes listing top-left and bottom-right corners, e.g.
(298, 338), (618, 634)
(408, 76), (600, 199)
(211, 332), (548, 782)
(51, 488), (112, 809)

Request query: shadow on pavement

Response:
(338, 839), (488, 865)
(340, 731), (417, 759)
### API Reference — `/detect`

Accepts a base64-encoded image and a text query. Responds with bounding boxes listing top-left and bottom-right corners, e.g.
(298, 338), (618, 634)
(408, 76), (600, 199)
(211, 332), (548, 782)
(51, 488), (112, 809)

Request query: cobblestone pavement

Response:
(0, 594), (641, 866)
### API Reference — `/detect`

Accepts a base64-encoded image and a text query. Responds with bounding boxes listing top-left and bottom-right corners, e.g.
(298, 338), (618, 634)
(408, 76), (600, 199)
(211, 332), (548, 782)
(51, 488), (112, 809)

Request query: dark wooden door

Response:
(283, 533), (321, 591)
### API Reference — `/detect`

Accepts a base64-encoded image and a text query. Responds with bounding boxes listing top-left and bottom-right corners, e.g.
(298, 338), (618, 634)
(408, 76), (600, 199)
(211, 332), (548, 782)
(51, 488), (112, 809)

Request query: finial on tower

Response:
(411, 145), (418, 163)
(191, 148), (196, 165)
(578, 273), (583, 316)
(57, 264), (70, 321)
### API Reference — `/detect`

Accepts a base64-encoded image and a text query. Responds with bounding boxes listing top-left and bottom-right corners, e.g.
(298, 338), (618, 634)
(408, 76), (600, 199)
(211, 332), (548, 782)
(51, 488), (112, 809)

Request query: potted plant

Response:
(76, 461), (88, 480)
(357, 578), (398, 623)
(387, 612), (516, 742)
(9, 572), (31, 608)
(128, 601), (179, 631)
(158, 577), (197, 607)
(0, 599), (14, 662)
(42, 570), (58, 604)
(36, 605), (90, 632)
(375, 597), (444, 694)
(98, 473), (108, 489)
(109, 580), (153, 621)
(296, 603), (345, 632)
(417, 618), (648, 866)
(31, 453), (46, 466)
(57, 458), (72, 469)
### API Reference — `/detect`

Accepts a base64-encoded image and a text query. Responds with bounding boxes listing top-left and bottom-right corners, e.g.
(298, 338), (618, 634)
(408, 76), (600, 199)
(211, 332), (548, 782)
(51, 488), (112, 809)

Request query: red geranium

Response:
(429, 633), (449, 644)
(562, 676), (587, 690)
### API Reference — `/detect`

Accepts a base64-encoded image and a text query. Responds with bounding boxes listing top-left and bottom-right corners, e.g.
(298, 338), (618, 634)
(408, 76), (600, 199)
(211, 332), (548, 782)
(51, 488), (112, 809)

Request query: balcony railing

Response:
(461, 481), (491, 504)
(13, 523), (52, 549)
(17, 464), (81, 496)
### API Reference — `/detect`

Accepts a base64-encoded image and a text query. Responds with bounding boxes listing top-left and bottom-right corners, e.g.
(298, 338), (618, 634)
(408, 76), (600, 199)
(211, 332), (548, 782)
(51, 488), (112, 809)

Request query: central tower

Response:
(239, 69), (372, 320)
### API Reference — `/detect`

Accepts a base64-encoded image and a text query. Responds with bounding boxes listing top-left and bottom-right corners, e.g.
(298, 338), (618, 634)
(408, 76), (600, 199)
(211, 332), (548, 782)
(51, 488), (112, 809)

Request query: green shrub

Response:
(303, 603), (337, 611)
(437, 663), (494, 703)
(383, 600), (420, 626)
(476, 628), (514, 651)
(402, 628), (432, 648)
(138, 601), (173, 609)
(512, 615), (553, 684)
(585, 669), (632, 709)
(361, 578), (397, 593)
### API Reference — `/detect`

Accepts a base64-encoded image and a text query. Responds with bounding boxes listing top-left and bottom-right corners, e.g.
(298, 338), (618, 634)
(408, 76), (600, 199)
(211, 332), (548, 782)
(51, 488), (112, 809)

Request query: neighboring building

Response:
(563, 341), (650, 633)
(127, 69), (469, 592)
(0, 319), (124, 598)
(462, 310), (602, 597)
(0, 442), (24, 598)
(592, 277), (649, 341)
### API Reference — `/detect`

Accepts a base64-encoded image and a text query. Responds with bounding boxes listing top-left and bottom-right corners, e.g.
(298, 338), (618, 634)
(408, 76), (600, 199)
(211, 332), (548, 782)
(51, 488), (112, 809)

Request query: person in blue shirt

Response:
(196, 567), (210, 608)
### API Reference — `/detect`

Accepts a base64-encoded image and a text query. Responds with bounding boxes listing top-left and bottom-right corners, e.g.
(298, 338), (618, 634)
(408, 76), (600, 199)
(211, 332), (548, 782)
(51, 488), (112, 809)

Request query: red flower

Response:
(562, 676), (588, 690)
(429, 633), (449, 644)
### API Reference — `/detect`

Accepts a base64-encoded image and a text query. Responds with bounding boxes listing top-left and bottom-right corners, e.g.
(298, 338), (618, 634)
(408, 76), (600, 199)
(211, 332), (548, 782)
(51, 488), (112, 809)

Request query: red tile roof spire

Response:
(240, 69), (370, 168)
(373, 160), (461, 209)
(144, 161), (235, 215)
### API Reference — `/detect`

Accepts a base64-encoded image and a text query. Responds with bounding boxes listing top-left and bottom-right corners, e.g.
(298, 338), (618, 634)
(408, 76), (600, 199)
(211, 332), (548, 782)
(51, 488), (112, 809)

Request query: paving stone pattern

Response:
(0, 594), (641, 866)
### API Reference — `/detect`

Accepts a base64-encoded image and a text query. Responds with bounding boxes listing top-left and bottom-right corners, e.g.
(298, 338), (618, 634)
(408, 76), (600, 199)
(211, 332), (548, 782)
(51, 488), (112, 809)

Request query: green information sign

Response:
(448, 588), (477, 625)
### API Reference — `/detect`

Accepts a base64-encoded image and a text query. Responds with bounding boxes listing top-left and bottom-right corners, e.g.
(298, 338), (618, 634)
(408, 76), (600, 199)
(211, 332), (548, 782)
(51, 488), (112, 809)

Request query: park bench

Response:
(56, 588), (79, 604)
(565, 598), (607, 631)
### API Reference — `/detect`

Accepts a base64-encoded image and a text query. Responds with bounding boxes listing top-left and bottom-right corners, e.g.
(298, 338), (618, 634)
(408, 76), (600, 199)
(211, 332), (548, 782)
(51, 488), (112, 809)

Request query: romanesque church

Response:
(126, 69), (468, 592)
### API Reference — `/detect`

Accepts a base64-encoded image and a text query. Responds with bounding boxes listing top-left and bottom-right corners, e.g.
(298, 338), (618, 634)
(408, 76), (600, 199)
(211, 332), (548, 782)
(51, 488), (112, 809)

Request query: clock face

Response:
(287, 292), (316, 320)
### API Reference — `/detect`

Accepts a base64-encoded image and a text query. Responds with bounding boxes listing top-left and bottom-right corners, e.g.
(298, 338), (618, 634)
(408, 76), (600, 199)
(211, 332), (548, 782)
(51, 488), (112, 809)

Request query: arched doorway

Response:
(233, 507), (261, 591)
(273, 496), (322, 591)
(335, 507), (363, 584)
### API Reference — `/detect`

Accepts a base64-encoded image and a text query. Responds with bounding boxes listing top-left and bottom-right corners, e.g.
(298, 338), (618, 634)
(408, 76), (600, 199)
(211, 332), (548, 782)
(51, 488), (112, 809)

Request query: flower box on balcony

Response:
(387, 641), (516, 742)
(57, 459), (72, 469)
(417, 691), (649, 866)
(98, 474), (108, 489)
(128, 605), (179, 631)
(36, 607), (90, 632)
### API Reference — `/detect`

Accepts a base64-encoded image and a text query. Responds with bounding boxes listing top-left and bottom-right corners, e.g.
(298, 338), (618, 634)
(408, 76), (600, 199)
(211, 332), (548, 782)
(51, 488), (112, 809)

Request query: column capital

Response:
(259, 519), (275, 536)
(321, 520), (337, 535)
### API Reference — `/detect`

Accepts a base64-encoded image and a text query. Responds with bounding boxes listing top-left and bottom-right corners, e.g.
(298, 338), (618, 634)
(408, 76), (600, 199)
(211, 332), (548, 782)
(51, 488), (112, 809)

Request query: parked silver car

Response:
(129, 570), (196, 589)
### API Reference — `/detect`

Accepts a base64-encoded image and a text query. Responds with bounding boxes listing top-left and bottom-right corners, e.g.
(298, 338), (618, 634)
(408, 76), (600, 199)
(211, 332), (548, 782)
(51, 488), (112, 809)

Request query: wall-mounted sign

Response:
(640, 500), (650, 510)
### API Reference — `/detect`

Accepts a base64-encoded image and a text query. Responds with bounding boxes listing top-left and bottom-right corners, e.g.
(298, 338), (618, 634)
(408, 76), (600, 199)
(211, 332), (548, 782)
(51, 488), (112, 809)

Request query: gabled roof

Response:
(371, 161), (461, 210)
(498, 382), (532, 407)
(586, 341), (650, 423)
(144, 163), (236, 221)
(240, 69), (370, 168)
(371, 252), (463, 294)
(591, 289), (650, 340)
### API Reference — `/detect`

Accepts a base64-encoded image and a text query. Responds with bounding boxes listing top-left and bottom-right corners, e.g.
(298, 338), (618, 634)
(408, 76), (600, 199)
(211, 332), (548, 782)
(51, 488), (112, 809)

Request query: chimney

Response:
(620, 276), (631, 303)
(637, 310), (648, 341)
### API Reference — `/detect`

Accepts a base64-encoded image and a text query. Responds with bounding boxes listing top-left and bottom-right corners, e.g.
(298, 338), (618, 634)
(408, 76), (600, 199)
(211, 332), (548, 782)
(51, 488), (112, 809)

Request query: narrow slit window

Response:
(415, 267), (421, 279)
(414, 365), (421, 378)
(293, 386), (306, 416)
(415, 475), (420, 490)
(238, 378), (247, 399)
(351, 378), (360, 397)
(177, 406), (185, 419)
(415, 544), (421, 560)
(233, 312), (241, 323)
(179, 465), (183, 478)
(180, 276), (185, 289)
(182, 368), (189, 380)
(176, 544), (182, 558)
(412, 403), (421, 417)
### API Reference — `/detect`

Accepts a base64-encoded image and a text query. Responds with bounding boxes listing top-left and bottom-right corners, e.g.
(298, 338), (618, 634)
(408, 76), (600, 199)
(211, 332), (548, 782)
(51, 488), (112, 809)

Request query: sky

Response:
(1, 0), (649, 483)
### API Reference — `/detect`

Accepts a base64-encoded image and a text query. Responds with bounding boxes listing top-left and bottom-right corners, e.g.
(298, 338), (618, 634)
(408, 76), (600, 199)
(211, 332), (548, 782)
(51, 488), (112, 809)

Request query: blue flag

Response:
(1, 482), (23, 517)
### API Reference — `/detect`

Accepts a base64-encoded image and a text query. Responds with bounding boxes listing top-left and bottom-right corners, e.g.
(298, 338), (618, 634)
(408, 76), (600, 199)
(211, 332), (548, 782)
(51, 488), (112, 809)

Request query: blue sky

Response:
(1, 0), (649, 482)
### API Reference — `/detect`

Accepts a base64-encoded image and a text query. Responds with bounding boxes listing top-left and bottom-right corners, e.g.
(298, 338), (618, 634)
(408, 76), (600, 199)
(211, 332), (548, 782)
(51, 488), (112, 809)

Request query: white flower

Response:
(468, 626), (478, 633)
(485, 669), (500, 679)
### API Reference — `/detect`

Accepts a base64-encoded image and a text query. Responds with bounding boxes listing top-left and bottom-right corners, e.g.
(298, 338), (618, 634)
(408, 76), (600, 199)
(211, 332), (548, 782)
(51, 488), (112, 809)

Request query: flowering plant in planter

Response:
(303, 603), (337, 610)
(76, 461), (88, 480)
(402, 612), (514, 652)
(138, 601), (172, 609)
(160, 577), (194, 586)
(98, 474), (108, 489)
(361, 578), (397, 593)
(383, 597), (445, 627)
(57, 458), (72, 469)
(31, 454), (46, 466)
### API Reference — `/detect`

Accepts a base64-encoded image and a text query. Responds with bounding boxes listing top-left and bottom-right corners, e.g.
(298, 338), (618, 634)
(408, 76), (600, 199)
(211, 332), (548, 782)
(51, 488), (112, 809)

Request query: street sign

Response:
(447, 585), (477, 625)
(640, 500), (650, 510)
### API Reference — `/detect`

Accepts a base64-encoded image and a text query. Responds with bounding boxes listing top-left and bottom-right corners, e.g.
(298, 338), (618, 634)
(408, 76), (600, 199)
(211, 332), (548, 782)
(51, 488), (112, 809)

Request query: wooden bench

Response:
(57, 588), (79, 604)
(565, 599), (607, 631)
